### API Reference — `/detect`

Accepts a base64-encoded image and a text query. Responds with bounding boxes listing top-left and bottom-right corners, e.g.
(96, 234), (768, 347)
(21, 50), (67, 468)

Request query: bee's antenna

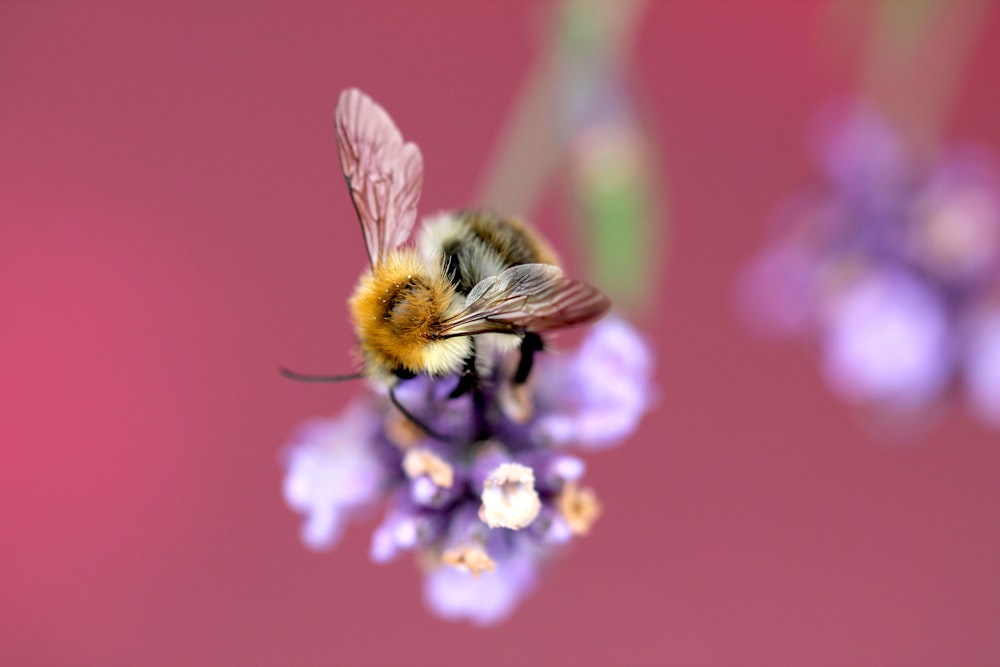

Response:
(279, 367), (364, 383)
(282, 367), (453, 443)
(388, 386), (453, 444)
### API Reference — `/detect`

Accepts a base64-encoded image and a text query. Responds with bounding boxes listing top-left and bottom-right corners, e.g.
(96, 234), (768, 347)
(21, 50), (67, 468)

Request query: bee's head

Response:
(350, 250), (471, 383)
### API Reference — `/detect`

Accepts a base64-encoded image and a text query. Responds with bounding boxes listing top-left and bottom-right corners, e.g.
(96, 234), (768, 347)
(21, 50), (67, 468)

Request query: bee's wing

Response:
(335, 88), (423, 266)
(440, 264), (611, 336)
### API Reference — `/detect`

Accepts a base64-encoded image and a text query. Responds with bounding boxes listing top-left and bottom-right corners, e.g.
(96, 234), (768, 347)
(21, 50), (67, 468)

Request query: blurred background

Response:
(3, 1), (1000, 665)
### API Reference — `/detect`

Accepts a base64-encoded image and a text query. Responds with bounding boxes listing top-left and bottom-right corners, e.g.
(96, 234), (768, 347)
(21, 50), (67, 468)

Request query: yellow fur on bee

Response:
(349, 250), (471, 381)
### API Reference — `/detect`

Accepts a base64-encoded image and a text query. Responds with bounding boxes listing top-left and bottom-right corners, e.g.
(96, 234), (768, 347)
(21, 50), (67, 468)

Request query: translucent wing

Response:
(440, 264), (611, 337)
(335, 88), (423, 266)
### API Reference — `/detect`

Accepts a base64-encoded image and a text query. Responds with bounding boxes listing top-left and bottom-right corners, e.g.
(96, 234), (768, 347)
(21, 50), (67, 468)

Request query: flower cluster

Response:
(282, 318), (653, 625)
(738, 99), (1000, 426)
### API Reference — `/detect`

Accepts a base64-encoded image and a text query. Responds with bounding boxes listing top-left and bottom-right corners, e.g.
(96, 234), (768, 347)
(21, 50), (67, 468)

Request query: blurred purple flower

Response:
(819, 268), (953, 409)
(736, 234), (822, 337)
(739, 98), (1000, 428)
(905, 151), (1000, 284)
(282, 317), (652, 624)
(808, 99), (906, 198)
(282, 401), (386, 550)
(965, 307), (1000, 426)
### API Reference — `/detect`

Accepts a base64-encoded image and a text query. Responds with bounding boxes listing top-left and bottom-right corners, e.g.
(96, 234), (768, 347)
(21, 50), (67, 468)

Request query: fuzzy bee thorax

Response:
(350, 250), (471, 381)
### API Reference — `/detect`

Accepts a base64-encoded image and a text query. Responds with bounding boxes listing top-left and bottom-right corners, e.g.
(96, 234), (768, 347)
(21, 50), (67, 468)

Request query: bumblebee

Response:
(284, 89), (610, 428)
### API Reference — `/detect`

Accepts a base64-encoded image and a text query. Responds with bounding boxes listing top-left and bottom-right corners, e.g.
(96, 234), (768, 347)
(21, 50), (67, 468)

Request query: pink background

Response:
(4, 2), (1000, 665)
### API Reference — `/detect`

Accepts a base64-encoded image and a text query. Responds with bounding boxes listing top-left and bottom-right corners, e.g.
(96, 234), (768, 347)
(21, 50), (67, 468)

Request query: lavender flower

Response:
(739, 98), (1000, 426)
(282, 317), (653, 624)
(964, 307), (1000, 426)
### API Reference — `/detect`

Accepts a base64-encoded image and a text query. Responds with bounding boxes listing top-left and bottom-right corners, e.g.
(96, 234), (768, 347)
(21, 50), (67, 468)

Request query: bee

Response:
(284, 89), (610, 430)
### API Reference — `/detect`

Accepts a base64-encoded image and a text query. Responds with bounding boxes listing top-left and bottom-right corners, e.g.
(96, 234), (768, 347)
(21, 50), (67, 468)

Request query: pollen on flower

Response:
(403, 447), (455, 488)
(497, 380), (534, 423)
(441, 543), (497, 578)
(556, 483), (602, 536)
(384, 410), (425, 449)
(479, 463), (542, 530)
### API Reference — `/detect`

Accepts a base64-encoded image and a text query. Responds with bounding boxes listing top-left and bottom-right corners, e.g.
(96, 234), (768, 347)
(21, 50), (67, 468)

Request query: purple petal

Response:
(534, 317), (654, 449)
(964, 308), (1000, 427)
(906, 150), (1000, 283)
(282, 401), (386, 550)
(820, 270), (953, 408)
(370, 507), (420, 563)
(808, 98), (906, 197)
(736, 239), (820, 337)
(423, 550), (539, 626)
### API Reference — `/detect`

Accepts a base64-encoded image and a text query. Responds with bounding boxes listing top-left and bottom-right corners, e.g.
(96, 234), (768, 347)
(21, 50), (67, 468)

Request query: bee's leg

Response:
(471, 384), (490, 441)
(513, 332), (544, 384)
(448, 341), (480, 399)
(441, 342), (491, 439)
(448, 365), (479, 399)
(493, 333), (542, 424)
(448, 359), (491, 440)
(388, 384), (452, 444)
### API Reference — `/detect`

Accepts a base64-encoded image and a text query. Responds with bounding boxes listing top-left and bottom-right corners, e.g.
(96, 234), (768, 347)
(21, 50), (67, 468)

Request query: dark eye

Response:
(393, 367), (417, 380)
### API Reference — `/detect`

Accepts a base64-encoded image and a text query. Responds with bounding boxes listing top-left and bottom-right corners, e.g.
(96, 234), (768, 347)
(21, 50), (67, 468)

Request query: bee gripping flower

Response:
(283, 88), (648, 624)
